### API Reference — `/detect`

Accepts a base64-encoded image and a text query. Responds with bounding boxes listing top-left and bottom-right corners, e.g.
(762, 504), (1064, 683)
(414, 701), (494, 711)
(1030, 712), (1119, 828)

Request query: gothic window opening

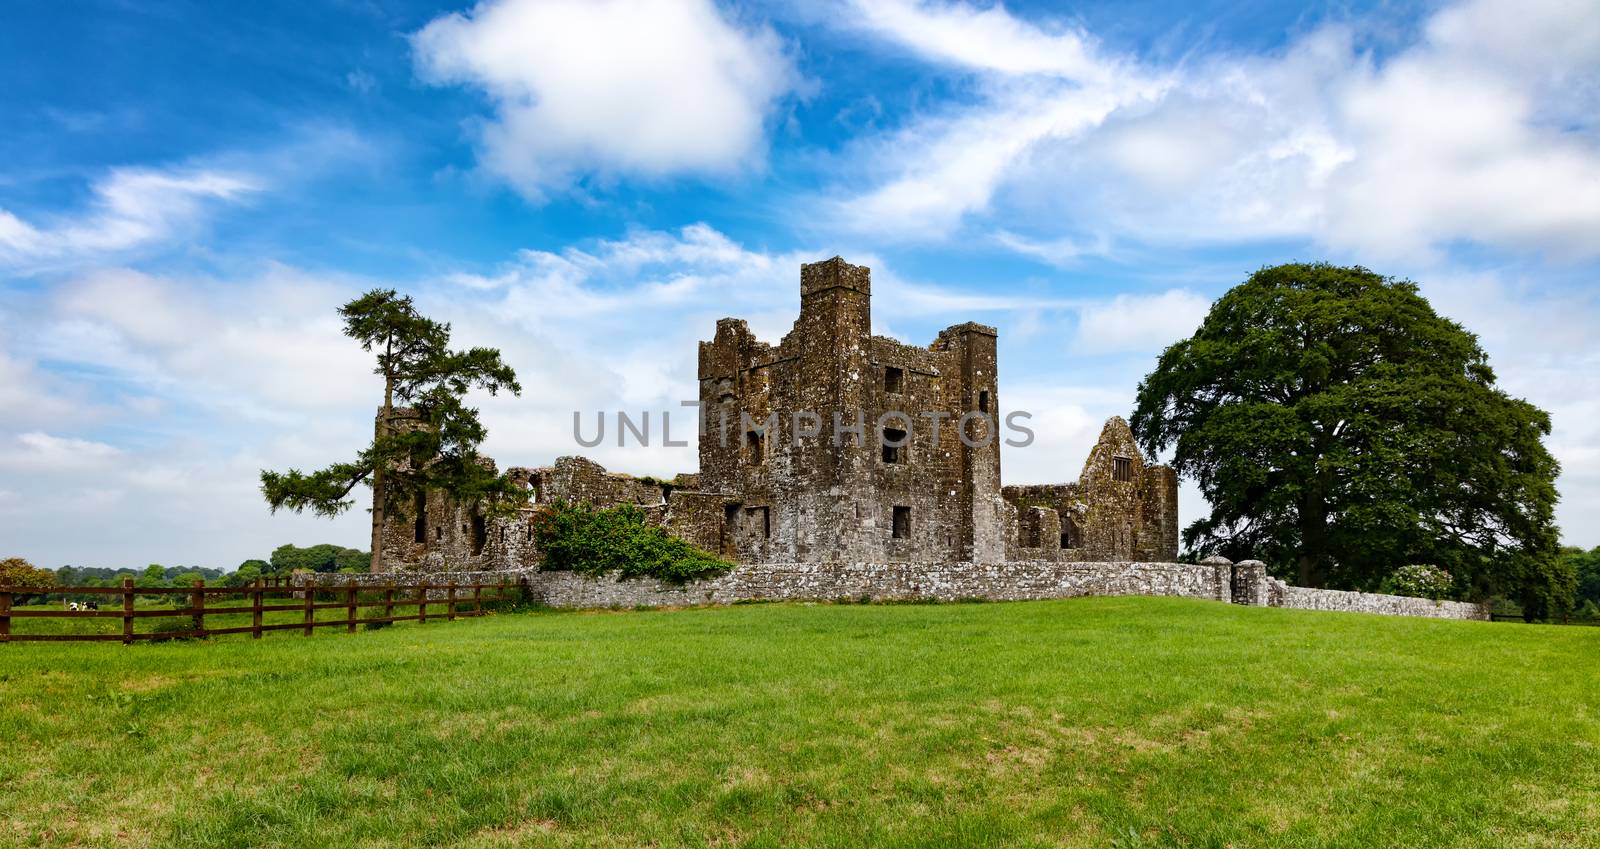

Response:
(892, 505), (911, 539)
(882, 427), (907, 463)
(1113, 456), (1133, 482)
(884, 365), (904, 394)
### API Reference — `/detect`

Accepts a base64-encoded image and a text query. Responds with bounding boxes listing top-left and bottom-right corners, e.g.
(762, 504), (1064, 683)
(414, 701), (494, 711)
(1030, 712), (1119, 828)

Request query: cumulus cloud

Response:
(0, 167), (257, 270)
(412, 0), (797, 197)
(823, 0), (1600, 263)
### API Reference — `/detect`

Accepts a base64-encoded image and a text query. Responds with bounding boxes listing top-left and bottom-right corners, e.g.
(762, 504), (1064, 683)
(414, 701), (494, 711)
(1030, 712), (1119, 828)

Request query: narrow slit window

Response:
(746, 429), (765, 465)
(470, 514), (487, 556)
(413, 491), (427, 544)
(884, 366), (904, 394)
(881, 427), (907, 464)
(978, 390), (990, 413)
(892, 506), (911, 539)
(1113, 456), (1133, 482)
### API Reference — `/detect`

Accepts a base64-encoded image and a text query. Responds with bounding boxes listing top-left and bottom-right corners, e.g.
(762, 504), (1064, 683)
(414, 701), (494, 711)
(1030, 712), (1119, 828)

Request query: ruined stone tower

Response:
(697, 256), (1006, 563)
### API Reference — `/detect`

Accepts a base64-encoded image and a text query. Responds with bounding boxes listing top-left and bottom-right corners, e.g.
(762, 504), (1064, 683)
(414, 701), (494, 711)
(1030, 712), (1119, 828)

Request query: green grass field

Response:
(2, 597), (1596, 848)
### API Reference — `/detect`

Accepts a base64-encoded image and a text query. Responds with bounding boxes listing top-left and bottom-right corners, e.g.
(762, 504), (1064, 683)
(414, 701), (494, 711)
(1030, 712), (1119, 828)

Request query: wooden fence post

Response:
(473, 584), (483, 617)
(384, 585), (394, 622)
(419, 580), (429, 625)
(0, 589), (11, 643)
(251, 578), (264, 640)
(447, 582), (457, 622)
(122, 577), (134, 645)
(302, 578), (315, 637)
(191, 578), (206, 638)
(347, 578), (358, 634)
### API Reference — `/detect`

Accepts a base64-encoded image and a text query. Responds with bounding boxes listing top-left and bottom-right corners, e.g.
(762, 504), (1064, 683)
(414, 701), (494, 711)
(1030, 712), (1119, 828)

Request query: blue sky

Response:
(2, 0), (1597, 569)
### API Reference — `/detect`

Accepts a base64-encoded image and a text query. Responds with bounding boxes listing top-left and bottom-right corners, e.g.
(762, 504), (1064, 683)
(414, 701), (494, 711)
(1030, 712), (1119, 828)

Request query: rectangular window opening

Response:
(881, 427), (907, 464)
(746, 430), (765, 465)
(413, 491), (427, 544)
(745, 506), (771, 539)
(892, 505), (911, 539)
(978, 390), (990, 413)
(1113, 456), (1133, 482)
(470, 514), (487, 556)
(884, 365), (904, 394)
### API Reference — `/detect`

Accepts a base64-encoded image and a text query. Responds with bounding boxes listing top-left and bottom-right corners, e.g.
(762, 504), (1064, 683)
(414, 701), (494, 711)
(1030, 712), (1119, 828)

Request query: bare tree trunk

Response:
(1297, 495), (1327, 587)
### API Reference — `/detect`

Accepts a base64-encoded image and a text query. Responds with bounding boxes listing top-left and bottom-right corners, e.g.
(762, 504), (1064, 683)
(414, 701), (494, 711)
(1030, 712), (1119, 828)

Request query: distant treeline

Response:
(50, 543), (371, 592)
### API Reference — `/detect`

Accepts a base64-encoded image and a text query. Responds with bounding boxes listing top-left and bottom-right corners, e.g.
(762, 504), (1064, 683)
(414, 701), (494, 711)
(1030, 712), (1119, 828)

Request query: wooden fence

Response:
(0, 577), (515, 644)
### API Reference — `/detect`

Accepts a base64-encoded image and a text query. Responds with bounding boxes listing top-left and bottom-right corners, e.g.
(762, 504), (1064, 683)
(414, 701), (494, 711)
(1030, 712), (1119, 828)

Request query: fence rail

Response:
(0, 577), (515, 644)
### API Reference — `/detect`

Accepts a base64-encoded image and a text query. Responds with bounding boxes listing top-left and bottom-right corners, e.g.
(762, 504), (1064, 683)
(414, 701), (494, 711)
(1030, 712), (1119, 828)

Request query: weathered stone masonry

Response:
(378, 257), (1179, 573)
(299, 557), (1489, 621)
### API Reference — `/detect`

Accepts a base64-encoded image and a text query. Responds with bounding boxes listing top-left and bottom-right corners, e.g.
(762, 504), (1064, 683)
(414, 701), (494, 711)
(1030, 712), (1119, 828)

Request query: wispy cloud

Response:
(0, 167), (258, 271)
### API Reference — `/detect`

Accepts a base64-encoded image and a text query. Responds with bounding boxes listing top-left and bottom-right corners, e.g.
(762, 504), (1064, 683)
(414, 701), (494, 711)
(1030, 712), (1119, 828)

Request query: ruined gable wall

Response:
(1000, 417), (1180, 563)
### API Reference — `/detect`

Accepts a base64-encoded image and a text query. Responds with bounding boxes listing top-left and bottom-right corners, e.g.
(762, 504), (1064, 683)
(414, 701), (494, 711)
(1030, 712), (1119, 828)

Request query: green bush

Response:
(1379, 564), (1455, 601)
(531, 499), (731, 584)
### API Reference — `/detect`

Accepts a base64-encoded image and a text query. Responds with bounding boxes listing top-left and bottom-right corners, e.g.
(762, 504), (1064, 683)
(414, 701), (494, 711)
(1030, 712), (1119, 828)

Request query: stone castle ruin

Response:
(378, 257), (1178, 573)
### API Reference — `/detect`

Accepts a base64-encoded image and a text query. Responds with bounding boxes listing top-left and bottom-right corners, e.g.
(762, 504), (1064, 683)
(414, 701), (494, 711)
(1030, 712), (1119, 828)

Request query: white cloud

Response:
(412, 0), (797, 197)
(0, 167), (257, 270)
(1070, 289), (1210, 354)
(822, 0), (1600, 262)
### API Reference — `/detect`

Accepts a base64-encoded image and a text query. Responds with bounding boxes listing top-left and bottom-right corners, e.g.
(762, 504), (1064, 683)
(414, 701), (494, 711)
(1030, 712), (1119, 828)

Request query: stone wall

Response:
(295, 559), (1489, 621)
(1272, 583), (1489, 620)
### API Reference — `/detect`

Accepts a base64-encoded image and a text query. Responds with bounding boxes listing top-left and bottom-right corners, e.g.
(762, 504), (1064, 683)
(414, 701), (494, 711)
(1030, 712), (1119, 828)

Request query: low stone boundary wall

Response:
(295, 559), (1489, 621)
(1271, 582), (1488, 620)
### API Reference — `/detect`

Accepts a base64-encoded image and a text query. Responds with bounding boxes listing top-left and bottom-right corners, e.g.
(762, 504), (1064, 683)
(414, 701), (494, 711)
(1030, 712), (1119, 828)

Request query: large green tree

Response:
(261, 289), (527, 571)
(266, 543), (368, 574)
(1131, 263), (1567, 617)
(1563, 545), (1600, 613)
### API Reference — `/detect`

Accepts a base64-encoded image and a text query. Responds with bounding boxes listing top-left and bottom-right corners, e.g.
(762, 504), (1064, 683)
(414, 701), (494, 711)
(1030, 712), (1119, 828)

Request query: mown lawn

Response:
(1, 597), (1596, 848)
